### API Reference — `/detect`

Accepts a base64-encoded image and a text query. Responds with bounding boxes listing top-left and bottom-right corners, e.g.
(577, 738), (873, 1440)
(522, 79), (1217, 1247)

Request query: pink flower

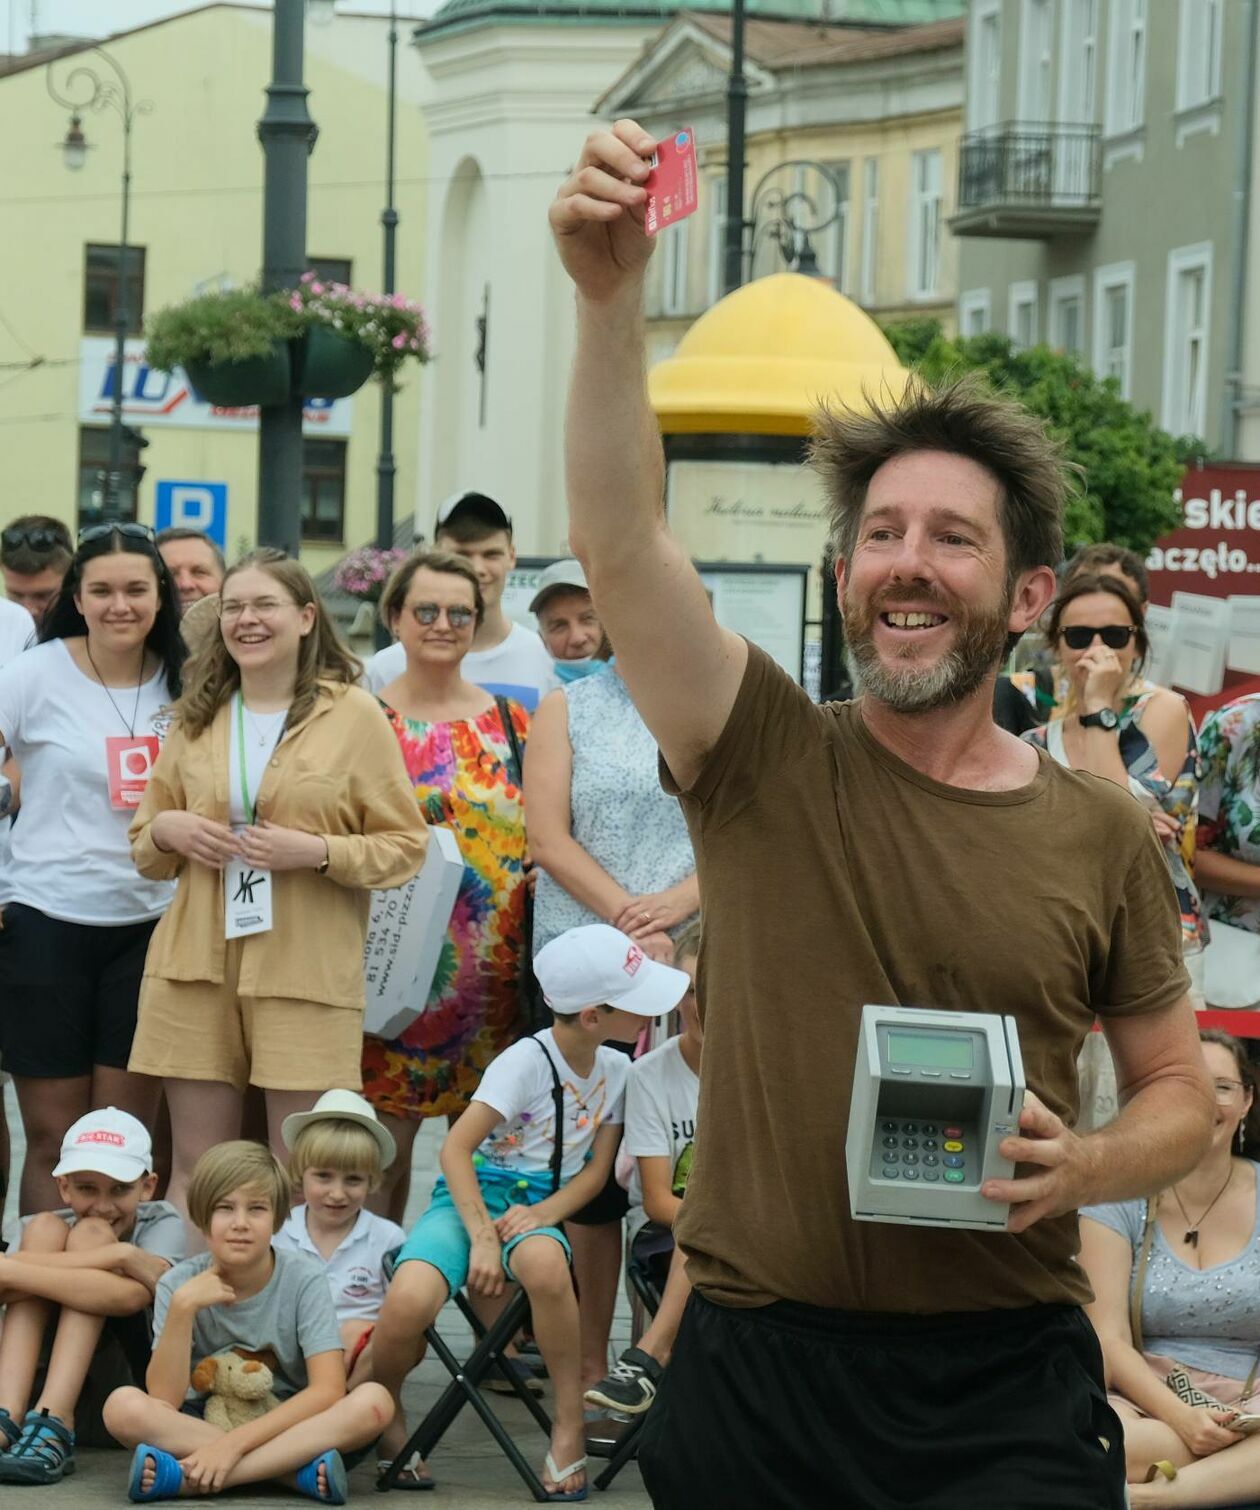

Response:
(391, 332), (407, 349)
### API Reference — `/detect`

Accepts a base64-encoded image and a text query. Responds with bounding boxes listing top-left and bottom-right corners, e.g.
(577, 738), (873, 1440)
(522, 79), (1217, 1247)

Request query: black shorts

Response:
(0, 903), (157, 1077)
(638, 1294), (1125, 1510)
(566, 1167), (630, 1226)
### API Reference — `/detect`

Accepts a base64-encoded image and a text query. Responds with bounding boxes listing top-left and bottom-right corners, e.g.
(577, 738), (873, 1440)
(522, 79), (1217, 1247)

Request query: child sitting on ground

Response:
(0, 1108), (184, 1485)
(371, 924), (689, 1500)
(103, 1141), (392, 1505)
(585, 923), (701, 1419)
(274, 1090), (405, 1392)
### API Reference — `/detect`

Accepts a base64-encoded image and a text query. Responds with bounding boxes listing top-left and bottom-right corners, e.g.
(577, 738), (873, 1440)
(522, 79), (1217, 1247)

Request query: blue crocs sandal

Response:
(0, 1409), (76, 1484)
(127, 1442), (184, 1503)
(296, 1448), (347, 1505)
(543, 1451), (588, 1503)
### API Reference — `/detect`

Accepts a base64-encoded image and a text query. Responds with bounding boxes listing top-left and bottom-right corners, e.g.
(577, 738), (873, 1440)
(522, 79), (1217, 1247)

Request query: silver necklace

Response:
(242, 704), (288, 748)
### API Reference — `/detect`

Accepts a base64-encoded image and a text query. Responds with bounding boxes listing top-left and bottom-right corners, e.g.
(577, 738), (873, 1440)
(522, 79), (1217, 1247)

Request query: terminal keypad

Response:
(874, 1117), (969, 1183)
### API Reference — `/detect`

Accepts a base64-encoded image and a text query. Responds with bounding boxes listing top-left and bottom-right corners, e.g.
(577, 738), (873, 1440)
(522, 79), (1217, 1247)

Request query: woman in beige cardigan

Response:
(128, 550), (427, 1227)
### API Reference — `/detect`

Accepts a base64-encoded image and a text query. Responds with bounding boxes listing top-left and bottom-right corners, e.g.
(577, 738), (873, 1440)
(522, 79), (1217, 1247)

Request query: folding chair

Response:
(376, 1284), (556, 1501)
(591, 1244), (665, 1492)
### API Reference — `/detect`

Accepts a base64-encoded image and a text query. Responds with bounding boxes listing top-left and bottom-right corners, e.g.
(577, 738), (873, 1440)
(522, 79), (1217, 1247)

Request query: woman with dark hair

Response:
(361, 550), (530, 1223)
(0, 523), (184, 1211)
(1023, 572), (1206, 960)
(1081, 1030), (1260, 1503)
(127, 550), (427, 1234)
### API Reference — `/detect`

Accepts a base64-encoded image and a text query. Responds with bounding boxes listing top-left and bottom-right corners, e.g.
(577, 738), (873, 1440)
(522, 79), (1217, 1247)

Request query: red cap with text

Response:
(52, 1106), (153, 1182)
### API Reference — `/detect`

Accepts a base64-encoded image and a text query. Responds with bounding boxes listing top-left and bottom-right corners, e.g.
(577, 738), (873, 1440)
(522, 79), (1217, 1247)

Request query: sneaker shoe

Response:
(481, 1356), (545, 1397)
(0, 1409), (76, 1484)
(583, 1347), (663, 1416)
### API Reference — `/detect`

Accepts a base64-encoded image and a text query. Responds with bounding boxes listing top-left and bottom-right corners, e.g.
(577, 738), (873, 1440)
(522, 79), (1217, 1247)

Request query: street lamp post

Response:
(256, 0), (318, 553)
(720, 0), (747, 296)
(744, 159), (847, 283)
(48, 48), (152, 523)
(374, 0), (400, 647)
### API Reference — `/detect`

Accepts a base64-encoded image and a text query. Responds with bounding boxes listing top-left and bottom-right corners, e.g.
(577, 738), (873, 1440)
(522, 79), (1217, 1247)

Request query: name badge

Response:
(224, 858), (273, 938)
(105, 735), (160, 810)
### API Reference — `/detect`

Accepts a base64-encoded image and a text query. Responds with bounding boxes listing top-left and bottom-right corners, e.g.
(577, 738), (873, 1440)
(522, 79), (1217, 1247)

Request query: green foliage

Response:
(144, 289), (303, 373)
(880, 321), (1204, 554)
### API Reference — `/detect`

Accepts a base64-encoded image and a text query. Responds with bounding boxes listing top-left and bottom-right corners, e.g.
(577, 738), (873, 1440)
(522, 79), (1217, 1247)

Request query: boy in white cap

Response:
(371, 923), (688, 1499)
(274, 1090), (405, 1394)
(0, 1108), (184, 1484)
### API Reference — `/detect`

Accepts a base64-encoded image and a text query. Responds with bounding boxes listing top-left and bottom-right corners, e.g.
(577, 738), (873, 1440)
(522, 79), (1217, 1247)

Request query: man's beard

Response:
(844, 583), (1012, 714)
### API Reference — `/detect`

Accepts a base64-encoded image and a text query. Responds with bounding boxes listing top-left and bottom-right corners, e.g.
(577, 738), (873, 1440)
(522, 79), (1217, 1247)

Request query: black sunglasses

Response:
(2, 525), (66, 553)
(76, 522), (157, 547)
(1061, 624), (1137, 651)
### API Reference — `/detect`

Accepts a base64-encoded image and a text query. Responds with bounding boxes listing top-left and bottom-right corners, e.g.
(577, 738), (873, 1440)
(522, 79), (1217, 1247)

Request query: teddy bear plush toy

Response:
(190, 1350), (280, 1431)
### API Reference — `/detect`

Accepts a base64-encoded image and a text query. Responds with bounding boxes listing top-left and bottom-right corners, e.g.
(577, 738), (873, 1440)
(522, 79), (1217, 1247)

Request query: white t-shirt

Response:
(363, 622), (559, 711)
(0, 639), (176, 924)
(228, 700), (290, 827)
(273, 1205), (405, 1325)
(0, 599), (34, 664)
(624, 1036), (699, 1244)
(473, 1028), (628, 1184)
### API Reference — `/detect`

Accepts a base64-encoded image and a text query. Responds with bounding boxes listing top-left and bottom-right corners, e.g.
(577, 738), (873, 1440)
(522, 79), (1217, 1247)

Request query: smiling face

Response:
(1203, 1041), (1253, 1154)
(838, 451), (1038, 714)
(537, 588), (602, 661)
(392, 566), (478, 670)
(56, 1169), (158, 1237)
(436, 527), (514, 613)
(160, 536), (224, 608)
(218, 565), (315, 677)
(207, 1182), (278, 1270)
(73, 550), (160, 655)
(1055, 590), (1141, 684)
(301, 1165), (370, 1233)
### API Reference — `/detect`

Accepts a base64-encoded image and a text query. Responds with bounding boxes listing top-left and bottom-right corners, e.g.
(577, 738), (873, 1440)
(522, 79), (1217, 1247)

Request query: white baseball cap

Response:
(535, 924), (690, 1017)
(529, 559), (590, 615)
(281, 1089), (397, 1169)
(52, 1107), (154, 1182)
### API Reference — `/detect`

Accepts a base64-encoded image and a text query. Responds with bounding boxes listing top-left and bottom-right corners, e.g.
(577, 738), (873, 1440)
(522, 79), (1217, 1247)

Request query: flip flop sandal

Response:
(296, 1448), (347, 1505)
(376, 1452), (436, 1491)
(127, 1443), (184, 1503)
(1144, 1460), (1177, 1483)
(543, 1450), (588, 1503)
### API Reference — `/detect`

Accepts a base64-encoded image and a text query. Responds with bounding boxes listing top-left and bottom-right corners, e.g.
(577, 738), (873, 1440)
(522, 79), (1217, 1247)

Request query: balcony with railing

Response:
(950, 123), (1101, 239)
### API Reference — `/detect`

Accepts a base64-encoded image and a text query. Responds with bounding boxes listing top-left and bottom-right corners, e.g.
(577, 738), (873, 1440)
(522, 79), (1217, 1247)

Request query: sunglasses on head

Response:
(76, 522), (156, 548)
(2, 525), (66, 553)
(1060, 624), (1137, 651)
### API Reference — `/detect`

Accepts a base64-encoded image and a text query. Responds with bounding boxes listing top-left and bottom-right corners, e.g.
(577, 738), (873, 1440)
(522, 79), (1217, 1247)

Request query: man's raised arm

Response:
(550, 119), (746, 789)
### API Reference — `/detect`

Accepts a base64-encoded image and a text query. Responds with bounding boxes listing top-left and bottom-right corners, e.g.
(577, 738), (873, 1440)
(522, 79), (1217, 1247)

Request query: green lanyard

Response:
(235, 692), (276, 826)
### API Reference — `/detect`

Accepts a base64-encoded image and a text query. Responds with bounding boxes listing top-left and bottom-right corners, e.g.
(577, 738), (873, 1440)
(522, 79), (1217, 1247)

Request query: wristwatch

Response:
(1079, 708), (1120, 731)
(316, 839), (331, 875)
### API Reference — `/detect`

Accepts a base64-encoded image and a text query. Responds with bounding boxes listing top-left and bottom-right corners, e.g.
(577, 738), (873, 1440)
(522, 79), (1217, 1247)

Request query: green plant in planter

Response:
(289, 273), (432, 396)
(144, 289), (303, 408)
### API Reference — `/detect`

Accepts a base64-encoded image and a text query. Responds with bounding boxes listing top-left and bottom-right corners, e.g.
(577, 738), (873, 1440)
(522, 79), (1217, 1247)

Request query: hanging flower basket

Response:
(185, 347), (292, 408)
(293, 325), (376, 400)
(288, 274), (432, 394)
(333, 546), (409, 604)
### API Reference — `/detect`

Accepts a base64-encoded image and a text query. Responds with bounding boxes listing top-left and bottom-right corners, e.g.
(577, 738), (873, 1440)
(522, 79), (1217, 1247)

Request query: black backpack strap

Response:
(530, 1033), (565, 1195)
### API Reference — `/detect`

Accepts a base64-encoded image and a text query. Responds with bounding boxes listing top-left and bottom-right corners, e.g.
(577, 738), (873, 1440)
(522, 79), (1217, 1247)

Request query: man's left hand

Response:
(981, 1091), (1099, 1233)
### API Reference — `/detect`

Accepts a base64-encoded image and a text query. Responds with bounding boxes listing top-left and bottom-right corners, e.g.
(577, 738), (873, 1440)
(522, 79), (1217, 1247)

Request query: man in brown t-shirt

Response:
(549, 121), (1214, 1510)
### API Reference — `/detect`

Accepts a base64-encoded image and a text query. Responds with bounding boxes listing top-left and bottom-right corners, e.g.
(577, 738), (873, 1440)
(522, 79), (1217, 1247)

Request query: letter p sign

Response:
(155, 480), (228, 548)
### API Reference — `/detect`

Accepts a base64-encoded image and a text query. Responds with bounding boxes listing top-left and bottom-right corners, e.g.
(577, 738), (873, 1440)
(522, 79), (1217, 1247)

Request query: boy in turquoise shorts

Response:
(372, 924), (688, 1500)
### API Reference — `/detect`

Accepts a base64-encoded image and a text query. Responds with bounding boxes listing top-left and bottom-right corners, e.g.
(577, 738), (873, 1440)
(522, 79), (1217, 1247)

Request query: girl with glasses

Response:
(0, 524), (184, 1210)
(1080, 1030), (1260, 1503)
(125, 551), (426, 1244)
(360, 551), (530, 1227)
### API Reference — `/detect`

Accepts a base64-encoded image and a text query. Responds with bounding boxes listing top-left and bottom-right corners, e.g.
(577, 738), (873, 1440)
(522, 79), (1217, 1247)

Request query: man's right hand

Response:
(550, 120), (658, 304)
(174, 1267), (237, 1314)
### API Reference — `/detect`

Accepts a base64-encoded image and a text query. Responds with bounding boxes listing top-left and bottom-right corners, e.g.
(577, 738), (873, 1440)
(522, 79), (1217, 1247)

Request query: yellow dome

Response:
(649, 273), (909, 436)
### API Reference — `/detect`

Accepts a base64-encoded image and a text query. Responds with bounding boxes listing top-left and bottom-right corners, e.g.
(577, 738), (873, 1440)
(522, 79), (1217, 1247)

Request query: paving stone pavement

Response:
(1, 1084), (651, 1508)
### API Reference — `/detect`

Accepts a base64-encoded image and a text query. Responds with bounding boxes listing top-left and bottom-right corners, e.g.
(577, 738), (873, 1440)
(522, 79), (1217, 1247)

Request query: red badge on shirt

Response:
(105, 735), (160, 810)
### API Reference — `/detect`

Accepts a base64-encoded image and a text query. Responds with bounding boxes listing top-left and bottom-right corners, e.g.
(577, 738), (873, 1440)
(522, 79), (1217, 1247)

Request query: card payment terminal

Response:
(846, 1005), (1025, 1232)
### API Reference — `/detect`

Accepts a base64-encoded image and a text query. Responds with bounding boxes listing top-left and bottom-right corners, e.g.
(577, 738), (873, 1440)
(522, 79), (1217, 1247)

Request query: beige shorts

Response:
(128, 939), (363, 1093)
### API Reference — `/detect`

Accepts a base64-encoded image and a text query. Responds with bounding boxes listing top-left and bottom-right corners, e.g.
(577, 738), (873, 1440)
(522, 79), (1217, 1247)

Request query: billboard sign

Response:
(77, 337), (353, 436)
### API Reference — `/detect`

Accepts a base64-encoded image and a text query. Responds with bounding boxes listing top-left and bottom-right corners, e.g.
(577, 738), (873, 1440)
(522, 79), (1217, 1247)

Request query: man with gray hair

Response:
(548, 119), (1213, 1509)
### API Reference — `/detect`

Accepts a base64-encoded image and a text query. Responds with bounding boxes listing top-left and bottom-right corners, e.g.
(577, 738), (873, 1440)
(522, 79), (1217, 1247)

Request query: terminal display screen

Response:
(885, 1031), (973, 1070)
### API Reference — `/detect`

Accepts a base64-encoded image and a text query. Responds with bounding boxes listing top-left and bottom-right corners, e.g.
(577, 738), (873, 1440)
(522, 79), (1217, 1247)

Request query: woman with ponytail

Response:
(127, 550), (426, 1233)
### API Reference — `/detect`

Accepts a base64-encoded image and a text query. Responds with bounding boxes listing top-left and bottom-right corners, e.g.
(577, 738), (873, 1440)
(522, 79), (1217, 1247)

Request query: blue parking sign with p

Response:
(155, 481), (227, 549)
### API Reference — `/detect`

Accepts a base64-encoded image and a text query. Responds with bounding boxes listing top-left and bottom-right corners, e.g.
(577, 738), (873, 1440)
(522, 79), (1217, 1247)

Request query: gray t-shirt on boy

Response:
(19, 1200), (186, 1267)
(153, 1249), (342, 1401)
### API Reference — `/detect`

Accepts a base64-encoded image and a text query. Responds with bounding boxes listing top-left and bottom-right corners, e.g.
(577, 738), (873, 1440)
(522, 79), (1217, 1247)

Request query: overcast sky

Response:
(6, 1), (437, 54)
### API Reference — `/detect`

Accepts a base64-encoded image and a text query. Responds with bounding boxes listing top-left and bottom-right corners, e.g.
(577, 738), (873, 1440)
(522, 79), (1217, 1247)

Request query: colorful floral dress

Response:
(1198, 693), (1260, 936)
(361, 699), (529, 1120)
(1024, 689), (1207, 949)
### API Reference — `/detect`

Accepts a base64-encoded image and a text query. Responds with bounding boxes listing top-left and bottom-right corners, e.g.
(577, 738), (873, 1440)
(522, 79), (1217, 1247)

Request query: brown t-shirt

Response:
(665, 644), (1190, 1313)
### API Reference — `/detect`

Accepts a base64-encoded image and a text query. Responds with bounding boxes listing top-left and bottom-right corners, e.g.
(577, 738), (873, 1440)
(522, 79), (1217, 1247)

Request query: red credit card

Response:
(644, 127), (699, 238)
